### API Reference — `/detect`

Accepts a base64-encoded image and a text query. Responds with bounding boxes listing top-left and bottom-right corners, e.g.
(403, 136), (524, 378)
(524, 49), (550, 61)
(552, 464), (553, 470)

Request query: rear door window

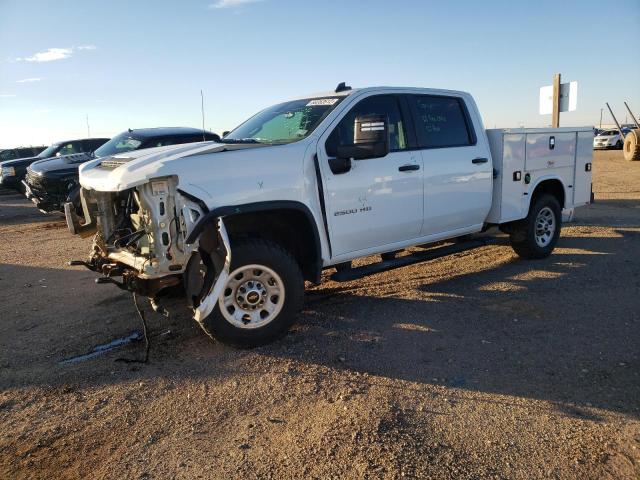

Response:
(150, 135), (203, 148)
(86, 139), (107, 151)
(408, 95), (475, 149)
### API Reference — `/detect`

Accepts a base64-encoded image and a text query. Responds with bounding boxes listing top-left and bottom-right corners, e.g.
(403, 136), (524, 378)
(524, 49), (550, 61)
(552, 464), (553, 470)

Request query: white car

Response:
(66, 84), (594, 347)
(593, 129), (624, 149)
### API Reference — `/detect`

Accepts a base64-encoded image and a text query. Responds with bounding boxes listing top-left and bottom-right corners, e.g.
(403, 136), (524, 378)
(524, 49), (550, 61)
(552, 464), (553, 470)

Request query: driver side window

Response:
(326, 95), (407, 157)
(57, 142), (83, 156)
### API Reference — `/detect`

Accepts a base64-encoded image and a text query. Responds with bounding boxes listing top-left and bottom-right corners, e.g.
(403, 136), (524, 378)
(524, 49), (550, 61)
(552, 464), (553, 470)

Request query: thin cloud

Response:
(16, 78), (41, 83)
(0, 94), (16, 98)
(209, 0), (263, 9)
(15, 45), (97, 62)
(23, 48), (73, 62)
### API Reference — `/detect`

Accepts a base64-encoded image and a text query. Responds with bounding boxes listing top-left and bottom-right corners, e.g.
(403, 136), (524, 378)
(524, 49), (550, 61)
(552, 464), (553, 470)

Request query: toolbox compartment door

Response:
(525, 133), (575, 171)
(572, 131), (594, 206)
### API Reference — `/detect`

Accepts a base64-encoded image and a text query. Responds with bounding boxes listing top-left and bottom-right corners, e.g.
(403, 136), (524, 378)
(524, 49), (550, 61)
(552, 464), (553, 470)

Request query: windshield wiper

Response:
(221, 138), (261, 144)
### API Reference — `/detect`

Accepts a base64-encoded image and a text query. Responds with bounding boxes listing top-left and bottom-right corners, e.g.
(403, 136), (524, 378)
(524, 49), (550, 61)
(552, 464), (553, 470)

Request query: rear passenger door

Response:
(407, 94), (492, 236)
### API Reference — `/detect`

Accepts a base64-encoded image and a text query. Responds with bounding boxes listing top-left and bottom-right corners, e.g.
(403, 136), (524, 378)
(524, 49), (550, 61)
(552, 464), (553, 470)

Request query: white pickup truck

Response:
(66, 84), (593, 346)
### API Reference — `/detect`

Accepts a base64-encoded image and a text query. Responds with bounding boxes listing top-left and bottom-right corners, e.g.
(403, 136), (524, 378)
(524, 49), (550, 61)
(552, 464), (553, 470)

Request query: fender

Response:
(524, 174), (569, 212)
(185, 199), (323, 281)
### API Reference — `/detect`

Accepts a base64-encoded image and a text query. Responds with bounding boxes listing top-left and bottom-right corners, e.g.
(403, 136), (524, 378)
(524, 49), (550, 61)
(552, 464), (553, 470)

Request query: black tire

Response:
(616, 140), (623, 149)
(623, 130), (640, 161)
(200, 238), (304, 347)
(509, 194), (562, 259)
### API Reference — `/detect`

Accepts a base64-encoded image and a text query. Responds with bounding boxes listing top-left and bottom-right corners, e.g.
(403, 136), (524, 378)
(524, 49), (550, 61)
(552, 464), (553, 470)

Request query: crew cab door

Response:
(406, 94), (493, 235)
(317, 94), (423, 258)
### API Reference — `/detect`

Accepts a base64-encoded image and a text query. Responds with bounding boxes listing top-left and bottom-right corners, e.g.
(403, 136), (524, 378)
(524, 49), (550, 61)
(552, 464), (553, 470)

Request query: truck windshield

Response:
(224, 97), (344, 144)
(94, 134), (143, 158)
(37, 144), (61, 158)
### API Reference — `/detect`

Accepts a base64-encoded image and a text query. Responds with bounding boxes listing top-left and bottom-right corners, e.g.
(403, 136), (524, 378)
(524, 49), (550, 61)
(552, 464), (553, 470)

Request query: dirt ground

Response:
(0, 150), (638, 479)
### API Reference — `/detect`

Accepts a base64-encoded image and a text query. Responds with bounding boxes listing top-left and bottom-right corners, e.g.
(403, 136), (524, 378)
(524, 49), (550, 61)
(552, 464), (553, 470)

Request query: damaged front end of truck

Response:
(65, 175), (230, 325)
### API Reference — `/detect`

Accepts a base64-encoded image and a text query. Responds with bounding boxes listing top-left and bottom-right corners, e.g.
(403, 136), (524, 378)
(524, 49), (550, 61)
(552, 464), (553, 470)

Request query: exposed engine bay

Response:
(65, 176), (230, 321)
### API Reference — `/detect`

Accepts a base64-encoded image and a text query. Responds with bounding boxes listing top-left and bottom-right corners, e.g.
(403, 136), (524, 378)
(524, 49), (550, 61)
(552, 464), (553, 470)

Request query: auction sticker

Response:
(306, 98), (339, 106)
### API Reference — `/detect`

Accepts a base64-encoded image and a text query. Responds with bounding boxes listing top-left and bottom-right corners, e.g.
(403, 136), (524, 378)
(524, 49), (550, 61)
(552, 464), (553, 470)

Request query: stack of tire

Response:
(623, 129), (640, 161)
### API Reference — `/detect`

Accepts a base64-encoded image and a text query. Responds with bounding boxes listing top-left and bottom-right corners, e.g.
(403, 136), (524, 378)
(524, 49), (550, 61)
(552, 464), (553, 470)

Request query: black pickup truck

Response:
(1, 138), (108, 192)
(25, 127), (220, 213)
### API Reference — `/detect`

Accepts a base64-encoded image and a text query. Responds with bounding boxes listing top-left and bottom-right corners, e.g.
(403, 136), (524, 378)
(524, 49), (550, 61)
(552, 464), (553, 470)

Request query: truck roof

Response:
(121, 127), (210, 138)
(294, 86), (474, 101)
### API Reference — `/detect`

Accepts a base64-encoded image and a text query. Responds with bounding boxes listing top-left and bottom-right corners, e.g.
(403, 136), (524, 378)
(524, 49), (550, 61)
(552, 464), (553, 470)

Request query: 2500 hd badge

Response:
(334, 206), (372, 216)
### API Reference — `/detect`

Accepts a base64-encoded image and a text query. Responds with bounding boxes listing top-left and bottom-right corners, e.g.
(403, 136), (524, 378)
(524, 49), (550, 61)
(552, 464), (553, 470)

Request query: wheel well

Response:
(223, 208), (321, 283)
(531, 179), (565, 208)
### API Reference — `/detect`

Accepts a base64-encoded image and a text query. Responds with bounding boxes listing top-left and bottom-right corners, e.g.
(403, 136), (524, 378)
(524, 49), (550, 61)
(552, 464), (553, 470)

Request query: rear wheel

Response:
(200, 238), (304, 347)
(509, 194), (562, 259)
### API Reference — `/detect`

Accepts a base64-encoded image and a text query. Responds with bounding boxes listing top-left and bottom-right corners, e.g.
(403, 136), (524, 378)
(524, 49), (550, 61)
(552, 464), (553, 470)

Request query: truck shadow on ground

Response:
(0, 191), (64, 226)
(284, 227), (640, 419)
(0, 226), (638, 421)
(576, 198), (640, 228)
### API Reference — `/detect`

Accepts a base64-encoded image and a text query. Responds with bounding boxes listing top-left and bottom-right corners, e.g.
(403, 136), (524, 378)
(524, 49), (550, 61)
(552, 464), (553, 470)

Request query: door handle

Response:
(398, 164), (420, 172)
(472, 157), (488, 164)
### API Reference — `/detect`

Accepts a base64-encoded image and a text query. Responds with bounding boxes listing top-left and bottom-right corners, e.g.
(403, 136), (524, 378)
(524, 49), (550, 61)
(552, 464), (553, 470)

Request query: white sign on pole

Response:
(539, 81), (578, 115)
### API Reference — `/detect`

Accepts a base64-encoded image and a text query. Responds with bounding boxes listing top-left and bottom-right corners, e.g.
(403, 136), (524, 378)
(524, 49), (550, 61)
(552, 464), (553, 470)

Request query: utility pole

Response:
(86, 114), (91, 137)
(200, 90), (206, 142)
(552, 73), (561, 128)
(599, 108), (603, 129)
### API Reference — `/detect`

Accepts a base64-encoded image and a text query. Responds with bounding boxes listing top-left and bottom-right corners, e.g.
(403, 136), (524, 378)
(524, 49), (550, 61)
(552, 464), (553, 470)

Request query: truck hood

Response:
(79, 141), (267, 192)
(0, 155), (42, 169)
(29, 152), (93, 177)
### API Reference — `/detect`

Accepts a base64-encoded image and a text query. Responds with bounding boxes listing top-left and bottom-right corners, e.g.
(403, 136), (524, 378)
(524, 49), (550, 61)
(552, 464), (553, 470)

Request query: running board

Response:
(330, 239), (490, 282)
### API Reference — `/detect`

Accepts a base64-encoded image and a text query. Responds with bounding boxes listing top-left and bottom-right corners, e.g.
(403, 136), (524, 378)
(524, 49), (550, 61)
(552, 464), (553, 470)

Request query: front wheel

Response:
(199, 238), (304, 347)
(509, 194), (562, 259)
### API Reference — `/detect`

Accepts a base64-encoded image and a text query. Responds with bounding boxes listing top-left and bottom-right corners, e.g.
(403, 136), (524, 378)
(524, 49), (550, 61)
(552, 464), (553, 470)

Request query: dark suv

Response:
(1, 138), (108, 192)
(0, 146), (47, 163)
(25, 127), (220, 213)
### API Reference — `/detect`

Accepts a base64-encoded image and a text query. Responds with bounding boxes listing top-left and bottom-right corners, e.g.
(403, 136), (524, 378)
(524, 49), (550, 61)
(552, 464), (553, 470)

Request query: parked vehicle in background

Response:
(66, 84), (594, 347)
(0, 146), (47, 163)
(593, 129), (627, 149)
(24, 127), (220, 213)
(0, 138), (108, 192)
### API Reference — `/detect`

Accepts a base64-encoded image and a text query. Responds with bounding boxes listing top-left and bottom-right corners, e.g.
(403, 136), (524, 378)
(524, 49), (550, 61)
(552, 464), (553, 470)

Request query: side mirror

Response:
(336, 114), (389, 160)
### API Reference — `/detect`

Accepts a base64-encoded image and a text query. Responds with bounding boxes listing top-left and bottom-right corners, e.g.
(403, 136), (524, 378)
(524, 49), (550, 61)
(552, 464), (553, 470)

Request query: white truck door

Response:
(318, 94), (423, 257)
(406, 94), (493, 235)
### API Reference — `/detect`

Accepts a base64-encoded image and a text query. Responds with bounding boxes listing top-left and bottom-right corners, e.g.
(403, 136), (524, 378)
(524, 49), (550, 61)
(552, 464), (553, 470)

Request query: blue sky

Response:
(1, 0), (639, 147)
